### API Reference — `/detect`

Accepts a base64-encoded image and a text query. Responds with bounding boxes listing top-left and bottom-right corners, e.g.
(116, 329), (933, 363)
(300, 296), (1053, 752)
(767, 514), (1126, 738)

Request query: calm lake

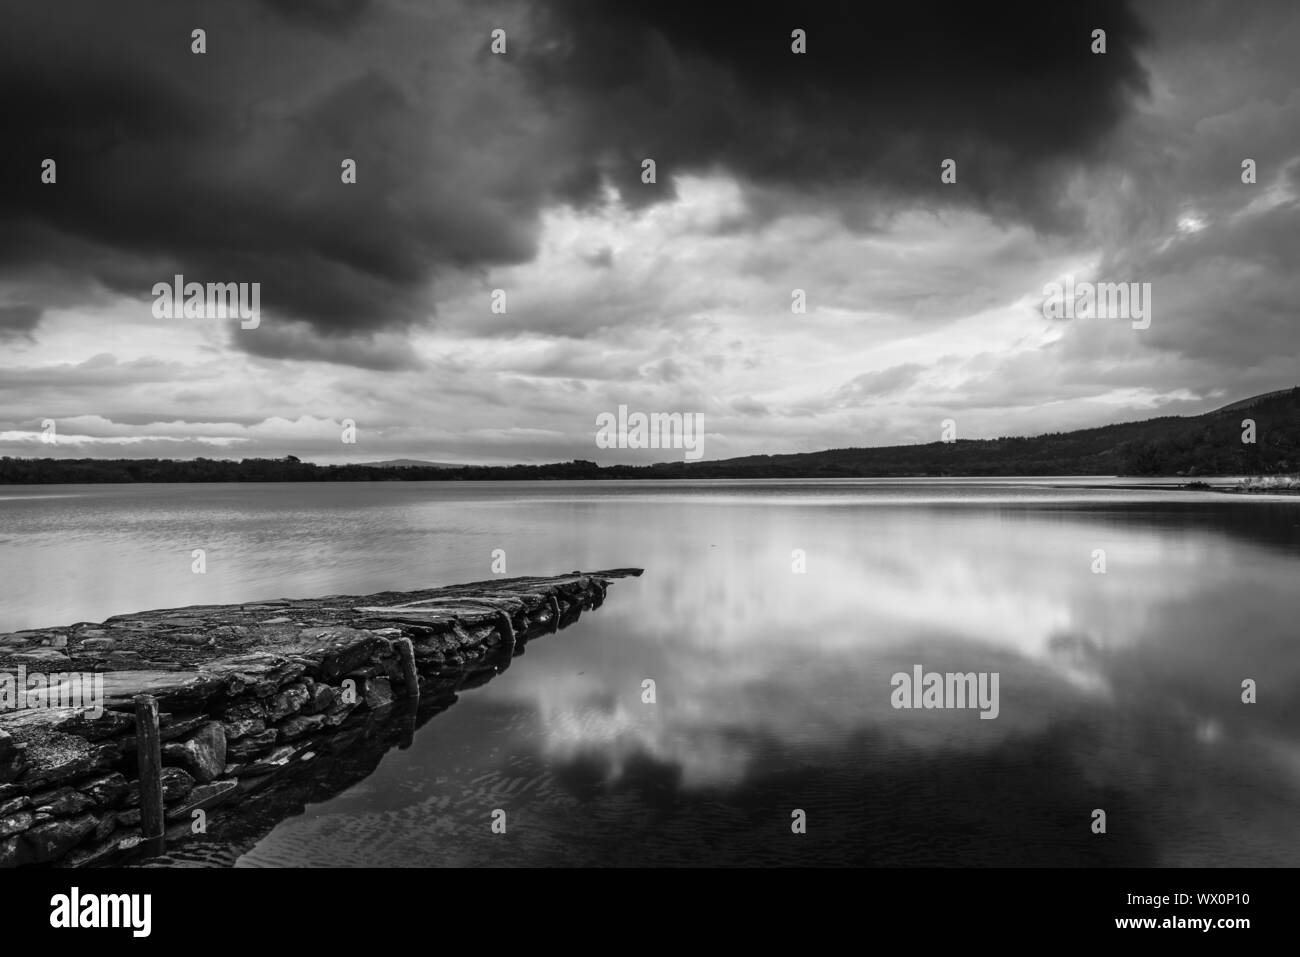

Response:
(2, 479), (1298, 866)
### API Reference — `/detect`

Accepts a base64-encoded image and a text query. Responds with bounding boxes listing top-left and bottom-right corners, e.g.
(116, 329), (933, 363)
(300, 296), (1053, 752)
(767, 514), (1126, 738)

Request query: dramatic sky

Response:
(1, 0), (1298, 464)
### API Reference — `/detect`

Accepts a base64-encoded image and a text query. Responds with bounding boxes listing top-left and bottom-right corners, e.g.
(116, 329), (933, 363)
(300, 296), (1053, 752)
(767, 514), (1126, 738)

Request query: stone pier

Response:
(0, 569), (641, 868)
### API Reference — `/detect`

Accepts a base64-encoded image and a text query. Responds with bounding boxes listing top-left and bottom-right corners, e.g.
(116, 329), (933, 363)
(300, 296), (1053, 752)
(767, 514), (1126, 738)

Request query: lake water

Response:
(2, 479), (1298, 866)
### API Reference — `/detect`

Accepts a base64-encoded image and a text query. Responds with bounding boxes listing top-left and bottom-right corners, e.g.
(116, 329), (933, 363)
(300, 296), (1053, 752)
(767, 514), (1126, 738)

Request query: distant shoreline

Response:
(4, 385), (1296, 484)
(1060, 481), (1300, 495)
(1, 463), (1298, 492)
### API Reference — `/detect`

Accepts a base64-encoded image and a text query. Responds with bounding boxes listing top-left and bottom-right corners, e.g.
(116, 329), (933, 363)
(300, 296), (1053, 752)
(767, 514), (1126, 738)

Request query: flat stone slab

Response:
(0, 569), (642, 685)
(0, 568), (641, 867)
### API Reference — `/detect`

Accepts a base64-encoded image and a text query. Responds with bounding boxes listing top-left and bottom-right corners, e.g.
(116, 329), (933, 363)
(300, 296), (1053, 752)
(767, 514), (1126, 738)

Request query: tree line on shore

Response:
(2, 388), (1296, 483)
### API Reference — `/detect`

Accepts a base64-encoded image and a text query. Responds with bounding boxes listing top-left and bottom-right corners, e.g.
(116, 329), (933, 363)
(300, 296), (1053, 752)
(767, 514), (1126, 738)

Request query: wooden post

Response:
(394, 637), (420, 700)
(494, 611), (516, 664)
(133, 694), (166, 857)
(397, 700), (417, 750)
(488, 613), (514, 670)
(548, 596), (561, 632)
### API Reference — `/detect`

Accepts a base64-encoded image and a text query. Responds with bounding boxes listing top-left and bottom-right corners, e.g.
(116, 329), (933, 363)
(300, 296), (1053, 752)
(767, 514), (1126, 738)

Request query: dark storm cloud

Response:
(240, 320), (426, 371)
(0, 0), (544, 350)
(518, 0), (1151, 227)
(261, 0), (372, 32)
(0, 305), (42, 340)
(0, 0), (1149, 358)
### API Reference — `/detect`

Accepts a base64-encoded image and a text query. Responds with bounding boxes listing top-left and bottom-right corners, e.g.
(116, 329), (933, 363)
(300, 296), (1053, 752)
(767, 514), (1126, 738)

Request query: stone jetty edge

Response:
(0, 568), (642, 868)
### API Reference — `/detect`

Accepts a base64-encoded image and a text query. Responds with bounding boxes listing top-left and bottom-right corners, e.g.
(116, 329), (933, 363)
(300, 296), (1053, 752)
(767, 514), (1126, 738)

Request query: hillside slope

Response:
(687, 387), (1300, 477)
(1, 388), (1296, 482)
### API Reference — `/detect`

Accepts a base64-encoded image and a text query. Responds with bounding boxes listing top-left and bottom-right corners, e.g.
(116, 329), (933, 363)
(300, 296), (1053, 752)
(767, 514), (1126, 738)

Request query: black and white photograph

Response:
(1, 0), (1296, 935)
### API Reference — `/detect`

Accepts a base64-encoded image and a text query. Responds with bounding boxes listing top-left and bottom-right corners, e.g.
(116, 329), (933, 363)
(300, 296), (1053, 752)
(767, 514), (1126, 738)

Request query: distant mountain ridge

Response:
(692, 386), (1300, 478)
(1211, 389), (1296, 414)
(1, 387), (1296, 482)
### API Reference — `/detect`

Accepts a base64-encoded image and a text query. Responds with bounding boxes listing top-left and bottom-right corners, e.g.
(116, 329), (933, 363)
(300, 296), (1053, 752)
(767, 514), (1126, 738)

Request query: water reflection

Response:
(239, 489), (1300, 867)
(3, 481), (1296, 865)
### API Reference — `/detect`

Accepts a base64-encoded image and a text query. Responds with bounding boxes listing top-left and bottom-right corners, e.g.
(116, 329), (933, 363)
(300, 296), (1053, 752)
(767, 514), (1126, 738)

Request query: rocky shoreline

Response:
(0, 568), (640, 868)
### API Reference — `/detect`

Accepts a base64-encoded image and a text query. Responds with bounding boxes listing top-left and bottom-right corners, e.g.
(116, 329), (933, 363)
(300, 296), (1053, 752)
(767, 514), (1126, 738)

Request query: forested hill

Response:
(697, 386), (1300, 478)
(1, 387), (1297, 483)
